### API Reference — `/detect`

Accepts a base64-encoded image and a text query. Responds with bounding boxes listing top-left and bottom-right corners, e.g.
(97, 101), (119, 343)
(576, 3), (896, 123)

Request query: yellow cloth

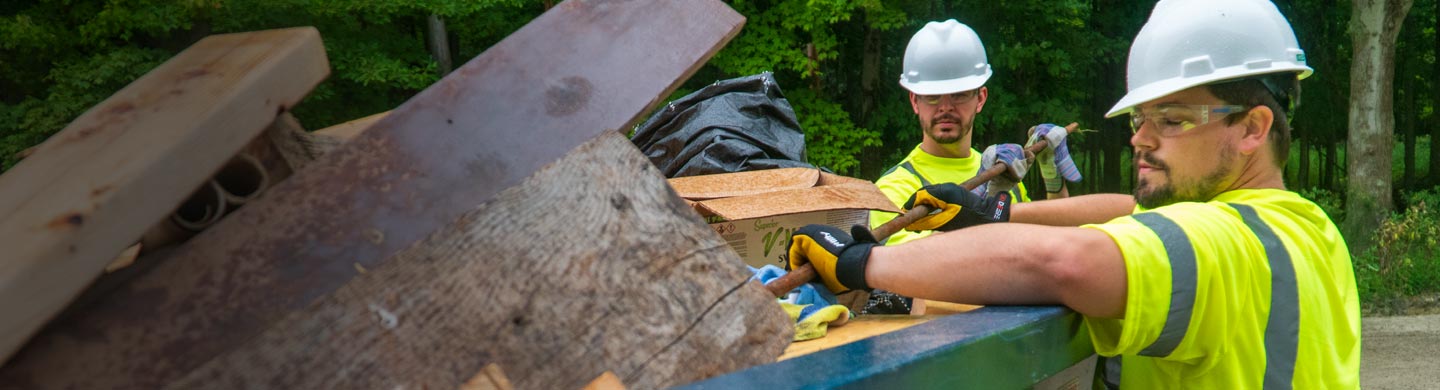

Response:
(781, 303), (852, 341)
(1081, 189), (1359, 388)
(870, 145), (1029, 245)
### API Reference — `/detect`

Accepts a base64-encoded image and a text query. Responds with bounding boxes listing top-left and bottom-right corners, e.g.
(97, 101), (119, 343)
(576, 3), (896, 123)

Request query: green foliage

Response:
(0, 0), (544, 171)
(868, 98), (921, 165)
(208, 0), (542, 128)
(0, 0), (215, 169)
(788, 89), (882, 174)
(1398, 137), (1433, 185)
(714, 0), (901, 78)
(0, 45), (172, 168)
(703, 0), (900, 177)
(1354, 187), (1440, 314)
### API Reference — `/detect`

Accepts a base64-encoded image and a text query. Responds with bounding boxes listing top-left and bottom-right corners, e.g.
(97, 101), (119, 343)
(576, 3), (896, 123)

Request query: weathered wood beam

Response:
(0, 27), (329, 362)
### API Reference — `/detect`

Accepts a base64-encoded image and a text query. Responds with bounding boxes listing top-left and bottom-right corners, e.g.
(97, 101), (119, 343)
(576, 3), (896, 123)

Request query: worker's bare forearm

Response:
(866, 223), (1127, 318)
(1012, 193), (1134, 226)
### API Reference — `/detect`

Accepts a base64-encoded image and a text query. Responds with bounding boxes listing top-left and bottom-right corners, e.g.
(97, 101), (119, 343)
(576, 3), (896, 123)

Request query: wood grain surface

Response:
(0, 27), (328, 363)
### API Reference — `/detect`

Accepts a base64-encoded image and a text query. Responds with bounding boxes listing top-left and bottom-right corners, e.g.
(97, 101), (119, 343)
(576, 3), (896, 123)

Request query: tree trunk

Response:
(426, 14), (453, 76)
(1345, 0), (1412, 248)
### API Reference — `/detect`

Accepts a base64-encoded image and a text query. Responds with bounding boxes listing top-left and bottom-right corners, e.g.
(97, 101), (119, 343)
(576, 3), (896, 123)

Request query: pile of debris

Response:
(0, 2), (794, 389)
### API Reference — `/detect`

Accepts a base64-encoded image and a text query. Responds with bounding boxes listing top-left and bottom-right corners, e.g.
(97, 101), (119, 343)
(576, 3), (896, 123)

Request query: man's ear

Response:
(975, 86), (988, 114)
(910, 92), (921, 114)
(1238, 105), (1274, 155)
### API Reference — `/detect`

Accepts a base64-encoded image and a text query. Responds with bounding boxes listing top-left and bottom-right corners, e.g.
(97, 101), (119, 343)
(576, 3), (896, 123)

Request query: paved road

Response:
(1362, 314), (1440, 389)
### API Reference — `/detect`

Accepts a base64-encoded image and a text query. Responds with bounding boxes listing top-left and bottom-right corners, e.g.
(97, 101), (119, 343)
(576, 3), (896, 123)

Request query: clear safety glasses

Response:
(1129, 104), (1249, 137)
(918, 89), (980, 106)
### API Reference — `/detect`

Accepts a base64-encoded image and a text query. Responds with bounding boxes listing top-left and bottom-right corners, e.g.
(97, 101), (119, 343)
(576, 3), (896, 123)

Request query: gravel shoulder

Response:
(1361, 314), (1440, 389)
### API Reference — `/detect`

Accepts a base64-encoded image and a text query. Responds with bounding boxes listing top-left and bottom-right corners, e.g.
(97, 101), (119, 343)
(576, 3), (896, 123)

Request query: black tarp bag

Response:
(630, 72), (813, 178)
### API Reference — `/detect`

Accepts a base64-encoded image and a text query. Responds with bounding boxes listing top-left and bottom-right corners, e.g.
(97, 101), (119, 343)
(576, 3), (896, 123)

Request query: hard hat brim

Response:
(1104, 65), (1313, 119)
(899, 71), (991, 96)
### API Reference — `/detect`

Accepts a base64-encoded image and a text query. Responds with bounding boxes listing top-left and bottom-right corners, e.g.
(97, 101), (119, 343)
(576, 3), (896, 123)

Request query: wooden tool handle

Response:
(958, 125), (1071, 191)
(763, 204), (932, 298)
(762, 123), (1076, 297)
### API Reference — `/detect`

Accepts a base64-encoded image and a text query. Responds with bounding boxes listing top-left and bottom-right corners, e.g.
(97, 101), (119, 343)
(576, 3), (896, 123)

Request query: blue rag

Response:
(749, 265), (839, 307)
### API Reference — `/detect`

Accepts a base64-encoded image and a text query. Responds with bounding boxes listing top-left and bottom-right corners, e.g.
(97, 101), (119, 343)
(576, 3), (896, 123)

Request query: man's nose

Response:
(936, 98), (957, 111)
(1131, 122), (1158, 151)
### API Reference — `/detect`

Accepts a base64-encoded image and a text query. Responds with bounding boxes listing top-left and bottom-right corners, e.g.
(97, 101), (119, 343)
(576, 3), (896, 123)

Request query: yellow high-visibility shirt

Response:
(870, 145), (1029, 245)
(1082, 189), (1360, 388)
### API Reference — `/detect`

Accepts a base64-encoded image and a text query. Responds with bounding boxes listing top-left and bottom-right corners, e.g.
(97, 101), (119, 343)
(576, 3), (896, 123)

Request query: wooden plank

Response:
(102, 244), (142, 273)
(918, 300), (983, 315)
(583, 371), (628, 390)
(776, 303), (980, 360)
(0, 27), (328, 362)
(0, 1), (765, 388)
(459, 363), (514, 390)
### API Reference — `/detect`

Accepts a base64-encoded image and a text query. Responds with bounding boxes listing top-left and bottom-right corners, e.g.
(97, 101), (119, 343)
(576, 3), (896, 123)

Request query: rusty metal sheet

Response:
(0, 0), (744, 387)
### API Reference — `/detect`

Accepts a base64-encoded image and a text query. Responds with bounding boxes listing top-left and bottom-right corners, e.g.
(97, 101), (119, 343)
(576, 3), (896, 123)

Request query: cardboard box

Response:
(668, 168), (901, 269)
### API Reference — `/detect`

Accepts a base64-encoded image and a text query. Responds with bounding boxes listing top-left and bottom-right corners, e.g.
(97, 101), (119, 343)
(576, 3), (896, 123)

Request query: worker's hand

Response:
(1026, 123), (1082, 193)
(903, 183), (1012, 231)
(786, 225), (877, 294)
(975, 143), (1029, 196)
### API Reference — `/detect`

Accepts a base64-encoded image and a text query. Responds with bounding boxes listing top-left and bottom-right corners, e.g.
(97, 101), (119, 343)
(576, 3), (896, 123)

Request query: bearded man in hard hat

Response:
(788, 0), (1358, 387)
(862, 19), (1082, 314)
(871, 19), (1080, 248)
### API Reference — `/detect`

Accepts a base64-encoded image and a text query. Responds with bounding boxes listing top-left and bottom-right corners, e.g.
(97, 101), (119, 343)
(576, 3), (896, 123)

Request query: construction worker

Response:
(863, 19), (1081, 314)
(872, 19), (1078, 247)
(787, 0), (1358, 388)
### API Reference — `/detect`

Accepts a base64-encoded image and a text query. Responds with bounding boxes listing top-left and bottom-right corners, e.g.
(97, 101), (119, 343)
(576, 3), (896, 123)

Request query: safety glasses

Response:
(918, 89), (980, 106)
(1129, 104), (1249, 137)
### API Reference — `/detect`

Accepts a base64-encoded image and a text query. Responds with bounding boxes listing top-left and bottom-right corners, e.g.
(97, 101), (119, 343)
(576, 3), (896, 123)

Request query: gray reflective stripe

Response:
(1102, 355), (1122, 389)
(1230, 203), (1298, 390)
(1131, 212), (1197, 357)
(899, 162), (931, 187)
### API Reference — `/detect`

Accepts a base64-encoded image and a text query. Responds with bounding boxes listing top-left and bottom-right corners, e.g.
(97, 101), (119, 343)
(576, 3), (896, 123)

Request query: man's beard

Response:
(925, 112), (969, 144)
(1133, 146), (1237, 209)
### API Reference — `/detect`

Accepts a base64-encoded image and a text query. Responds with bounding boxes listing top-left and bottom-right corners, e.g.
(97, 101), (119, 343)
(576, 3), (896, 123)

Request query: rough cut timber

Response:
(162, 133), (785, 389)
(0, 27), (329, 362)
(0, 1), (783, 389)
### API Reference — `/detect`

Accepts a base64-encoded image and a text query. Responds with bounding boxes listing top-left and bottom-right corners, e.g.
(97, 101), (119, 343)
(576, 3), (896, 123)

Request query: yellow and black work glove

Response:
(786, 224), (878, 294)
(903, 183), (1012, 232)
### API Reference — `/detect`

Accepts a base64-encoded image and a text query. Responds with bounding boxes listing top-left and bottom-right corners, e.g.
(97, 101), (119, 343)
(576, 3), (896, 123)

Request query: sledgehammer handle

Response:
(763, 124), (1075, 298)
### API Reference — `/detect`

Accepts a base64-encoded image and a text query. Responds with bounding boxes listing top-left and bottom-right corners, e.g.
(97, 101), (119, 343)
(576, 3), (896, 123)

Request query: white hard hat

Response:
(899, 19), (992, 95)
(1105, 0), (1313, 118)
